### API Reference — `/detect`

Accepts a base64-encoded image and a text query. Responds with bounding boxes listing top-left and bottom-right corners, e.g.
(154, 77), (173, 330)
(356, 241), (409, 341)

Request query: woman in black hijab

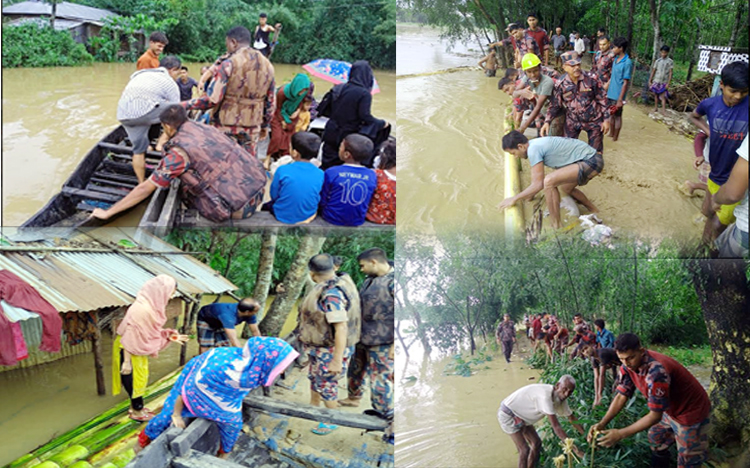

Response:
(319, 60), (390, 169)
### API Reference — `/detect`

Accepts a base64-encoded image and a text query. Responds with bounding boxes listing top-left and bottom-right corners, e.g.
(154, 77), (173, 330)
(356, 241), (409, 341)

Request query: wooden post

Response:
(92, 312), (106, 396)
(180, 295), (202, 366)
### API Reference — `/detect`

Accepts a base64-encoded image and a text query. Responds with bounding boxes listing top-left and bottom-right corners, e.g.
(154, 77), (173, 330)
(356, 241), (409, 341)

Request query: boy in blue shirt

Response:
(607, 37), (633, 142)
(688, 61), (749, 245)
(320, 134), (377, 226)
(197, 298), (261, 354)
(269, 132), (325, 224)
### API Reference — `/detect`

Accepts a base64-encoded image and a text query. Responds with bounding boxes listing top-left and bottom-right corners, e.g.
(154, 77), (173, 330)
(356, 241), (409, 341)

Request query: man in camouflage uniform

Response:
(590, 333), (711, 468)
(493, 23), (541, 68)
(298, 254), (360, 419)
(340, 248), (394, 428)
(183, 26), (275, 157)
(495, 314), (516, 363)
(542, 51), (610, 153)
(91, 105), (266, 223)
(591, 36), (615, 88)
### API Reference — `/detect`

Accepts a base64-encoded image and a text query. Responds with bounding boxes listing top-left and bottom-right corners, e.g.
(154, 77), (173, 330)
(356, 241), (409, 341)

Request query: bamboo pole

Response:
(179, 294), (202, 366)
(503, 107), (525, 241)
(92, 314), (106, 396)
(0, 247), (204, 255)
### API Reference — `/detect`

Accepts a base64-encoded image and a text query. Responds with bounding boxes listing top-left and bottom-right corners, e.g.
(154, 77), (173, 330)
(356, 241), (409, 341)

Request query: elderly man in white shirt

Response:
(498, 375), (586, 468)
(574, 33), (586, 56)
(117, 55), (182, 183)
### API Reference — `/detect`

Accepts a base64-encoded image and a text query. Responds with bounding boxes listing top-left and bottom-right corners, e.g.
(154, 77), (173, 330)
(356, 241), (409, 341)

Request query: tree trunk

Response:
(397, 277), (431, 355)
(648, 0), (663, 64)
(604, 0), (611, 34)
(243, 230), (278, 338)
(686, 18), (702, 82)
(222, 232), (250, 277)
(689, 259), (750, 462)
(728, 0), (746, 47)
(614, 0), (621, 36)
(627, 0), (637, 53)
(466, 296), (476, 355)
(259, 235), (327, 337)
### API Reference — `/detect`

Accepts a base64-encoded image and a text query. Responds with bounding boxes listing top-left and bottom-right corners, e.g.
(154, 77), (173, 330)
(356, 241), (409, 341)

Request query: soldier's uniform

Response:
(592, 50), (615, 85)
(346, 270), (394, 418)
(545, 52), (610, 153)
(298, 277), (360, 401)
(152, 121), (267, 222)
(183, 46), (275, 156)
(616, 350), (711, 468)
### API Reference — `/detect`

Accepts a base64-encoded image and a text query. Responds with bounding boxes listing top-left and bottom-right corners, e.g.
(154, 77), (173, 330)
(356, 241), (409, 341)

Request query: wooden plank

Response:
(90, 176), (138, 189)
(172, 450), (253, 468)
(125, 427), (182, 468)
(99, 141), (163, 159)
(243, 395), (388, 431)
(154, 180), (181, 237)
(92, 171), (140, 185)
(177, 210), (394, 231)
(170, 418), (218, 457)
(85, 183), (132, 197)
(62, 187), (122, 203)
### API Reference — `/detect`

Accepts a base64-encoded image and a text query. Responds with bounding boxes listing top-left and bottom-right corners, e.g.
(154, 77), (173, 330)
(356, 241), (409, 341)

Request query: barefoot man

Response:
(499, 375), (585, 468)
(498, 131), (603, 229)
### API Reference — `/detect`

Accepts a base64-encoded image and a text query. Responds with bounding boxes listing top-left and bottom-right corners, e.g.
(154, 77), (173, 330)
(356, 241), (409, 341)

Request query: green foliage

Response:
(2, 22), (94, 68)
(74, 0), (395, 69)
(656, 344), (712, 367)
(444, 346), (493, 377)
(397, 234), (709, 357)
(163, 229), (394, 297)
(89, 14), (178, 62)
(531, 355), (653, 468)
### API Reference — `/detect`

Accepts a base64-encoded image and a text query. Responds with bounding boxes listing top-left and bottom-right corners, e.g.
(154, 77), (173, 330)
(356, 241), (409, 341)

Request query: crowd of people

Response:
(90, 15), (395, 227)
(497, 314), (711, 468)
(485, 12), (747, 257)
(110, 247), (394, 459)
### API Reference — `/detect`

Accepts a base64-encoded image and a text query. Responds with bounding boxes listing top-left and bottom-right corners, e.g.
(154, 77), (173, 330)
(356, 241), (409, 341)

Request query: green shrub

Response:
(2, 22), (94, 68)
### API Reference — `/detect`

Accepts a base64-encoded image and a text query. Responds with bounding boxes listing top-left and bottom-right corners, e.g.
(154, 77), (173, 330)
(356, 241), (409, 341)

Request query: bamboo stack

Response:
(5, 368), (182, 468)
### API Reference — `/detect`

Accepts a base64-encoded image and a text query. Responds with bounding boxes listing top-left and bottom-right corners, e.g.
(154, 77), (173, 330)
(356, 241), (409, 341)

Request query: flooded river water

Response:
(396, 333), (540, 468)
(1, 62), (396, 226)
(396, 23), (704, 241)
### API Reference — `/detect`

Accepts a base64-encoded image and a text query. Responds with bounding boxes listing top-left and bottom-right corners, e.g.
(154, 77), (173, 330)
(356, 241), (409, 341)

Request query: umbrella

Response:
(302, 59), (380, 95)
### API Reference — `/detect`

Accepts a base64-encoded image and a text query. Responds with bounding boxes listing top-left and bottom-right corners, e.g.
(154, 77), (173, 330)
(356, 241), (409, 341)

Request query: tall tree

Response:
(728, 0), (747, 47)
(627, 0), (637, 53)
(647, 0), (664, 63)
(243, 230), (278, 338)
(258, 234), (326, 337)
(689, 259), (750, 464)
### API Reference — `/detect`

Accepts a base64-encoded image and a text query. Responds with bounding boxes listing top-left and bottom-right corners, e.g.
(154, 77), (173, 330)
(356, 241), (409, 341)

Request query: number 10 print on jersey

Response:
(320, 164), (378, 226)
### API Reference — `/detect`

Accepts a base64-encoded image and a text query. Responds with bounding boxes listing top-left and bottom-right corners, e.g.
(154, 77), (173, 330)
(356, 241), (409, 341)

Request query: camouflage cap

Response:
(561, 51), (581, 66)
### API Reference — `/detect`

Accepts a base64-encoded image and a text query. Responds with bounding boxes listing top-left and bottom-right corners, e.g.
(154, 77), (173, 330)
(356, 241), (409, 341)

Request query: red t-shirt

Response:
(525, 28), (550, 56)
(365, 169), (396, 224)
(532, 318), (542, 336)
(616, 350), (710, 426)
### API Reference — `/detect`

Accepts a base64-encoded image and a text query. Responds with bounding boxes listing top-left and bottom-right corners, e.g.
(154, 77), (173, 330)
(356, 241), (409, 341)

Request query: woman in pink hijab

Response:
(113, 275), (189, 421)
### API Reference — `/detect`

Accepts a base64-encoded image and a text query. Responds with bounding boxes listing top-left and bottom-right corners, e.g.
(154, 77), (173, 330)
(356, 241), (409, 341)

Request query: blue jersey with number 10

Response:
(320, 164), (377, 226)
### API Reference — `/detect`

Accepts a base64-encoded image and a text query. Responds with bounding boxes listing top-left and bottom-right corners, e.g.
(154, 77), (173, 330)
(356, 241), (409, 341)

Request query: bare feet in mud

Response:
(338, 398), (361, 408)
(677, 181), (704, 198)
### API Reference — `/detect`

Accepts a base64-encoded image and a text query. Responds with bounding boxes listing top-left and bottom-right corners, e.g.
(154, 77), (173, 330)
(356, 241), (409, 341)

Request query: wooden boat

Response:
(21, 125), (163, 229)
(22, 121), (394, 234)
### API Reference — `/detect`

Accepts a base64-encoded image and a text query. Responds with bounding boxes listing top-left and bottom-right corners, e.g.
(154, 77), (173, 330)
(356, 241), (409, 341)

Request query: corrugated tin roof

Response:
(5, 17), (87, 30)
(0, 228), (236, 313)
(2, 1), (117, 22)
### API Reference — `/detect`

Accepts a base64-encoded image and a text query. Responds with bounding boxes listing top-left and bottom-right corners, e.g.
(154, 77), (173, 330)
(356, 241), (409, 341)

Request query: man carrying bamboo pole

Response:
(498, 375), (585, 467)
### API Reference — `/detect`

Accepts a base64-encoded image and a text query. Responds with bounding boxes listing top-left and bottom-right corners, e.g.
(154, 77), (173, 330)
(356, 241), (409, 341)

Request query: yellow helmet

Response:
(521, 53), (542, 70)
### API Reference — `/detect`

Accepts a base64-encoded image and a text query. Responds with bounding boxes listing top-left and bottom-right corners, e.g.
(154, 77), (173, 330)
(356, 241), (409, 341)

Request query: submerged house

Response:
(0, 227), (236, 395)
(2, 1), (118, 43)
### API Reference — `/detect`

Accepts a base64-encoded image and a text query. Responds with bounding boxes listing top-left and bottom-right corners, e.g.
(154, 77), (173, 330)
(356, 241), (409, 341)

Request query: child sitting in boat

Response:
(267, 132), (325, 224)
(138, 337), (297, 459)
(365, 140), (396, 225)
(319, 134), (377, 226)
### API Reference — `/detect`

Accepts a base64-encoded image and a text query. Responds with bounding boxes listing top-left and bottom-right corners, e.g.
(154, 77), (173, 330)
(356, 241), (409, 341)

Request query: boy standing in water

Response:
(479, 50), (499, 77)
(688, 61), (749, 245)
(648, 46), (674, 115)
(606, 37), (632, 141)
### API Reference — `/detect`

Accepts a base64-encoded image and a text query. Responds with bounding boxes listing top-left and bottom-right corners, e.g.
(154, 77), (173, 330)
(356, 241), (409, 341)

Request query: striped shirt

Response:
(117, 68), (180, 121)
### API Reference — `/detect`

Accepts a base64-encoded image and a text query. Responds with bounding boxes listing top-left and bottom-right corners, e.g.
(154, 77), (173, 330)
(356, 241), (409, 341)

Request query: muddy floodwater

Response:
(1, 62), (396, 226)
(396, 332), (540, 468)
(397, 23), (704, 241)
